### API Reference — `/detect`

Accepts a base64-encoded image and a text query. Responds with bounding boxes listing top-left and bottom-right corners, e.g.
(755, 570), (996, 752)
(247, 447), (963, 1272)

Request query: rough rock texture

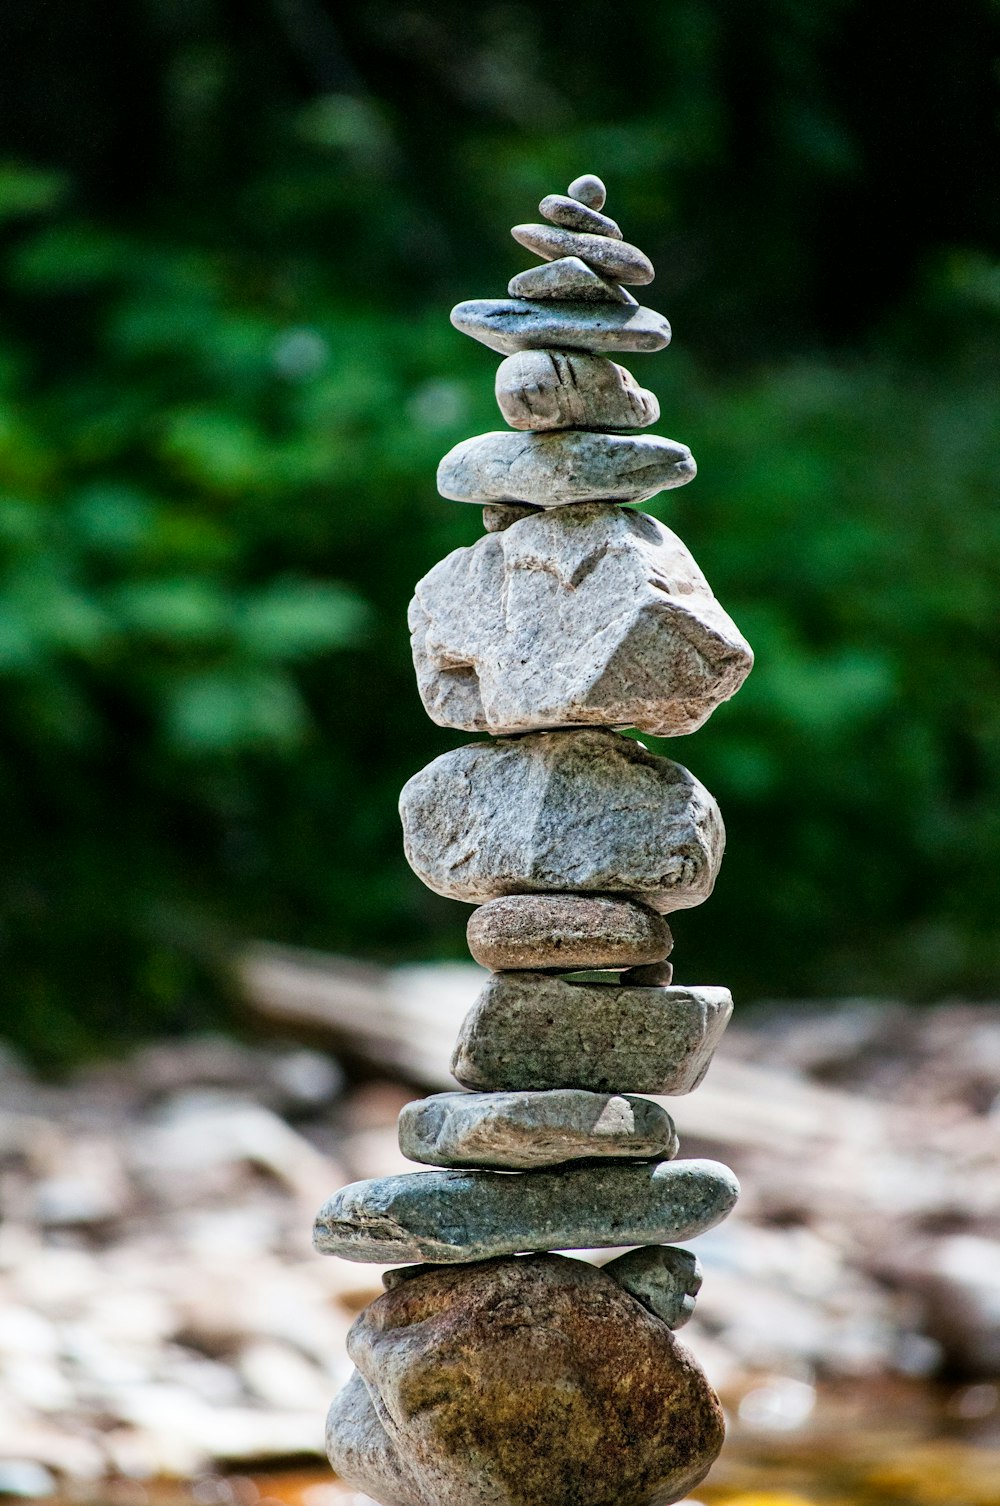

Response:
(437, 429), (695, 507)
(539, 194), (622, 238)
(314, 1158), (739, 1263)
(604, 1245), (703, 1330)
(326, 1255), (726, 1506)
(494, 350), (657, 430)
(451, 973), (733, 1094)
(466, 893), (672, 972)
(481, 502), (541, 531)
(568, 173), (606, 209)
(450, 298), (671, 355)
(409, 506), (752, 737)
(512, 224), (654, 284)
(400, 729), (725, 913)
(507, 256), (634, 304)
(398, 1088), (677, 1169)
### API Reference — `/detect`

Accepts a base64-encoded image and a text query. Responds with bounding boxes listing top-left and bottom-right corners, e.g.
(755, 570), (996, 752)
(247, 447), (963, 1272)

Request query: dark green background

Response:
(1, 1), (998, 1064)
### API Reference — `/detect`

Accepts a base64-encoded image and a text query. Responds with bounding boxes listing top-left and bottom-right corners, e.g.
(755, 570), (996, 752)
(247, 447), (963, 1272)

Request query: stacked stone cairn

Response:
(315, 174), (754, 1506)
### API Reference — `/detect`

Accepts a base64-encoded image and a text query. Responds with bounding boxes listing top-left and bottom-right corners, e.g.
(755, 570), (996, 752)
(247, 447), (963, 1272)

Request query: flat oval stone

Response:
(326, 1254), (726, 1506)
(495, 349), (657, 430)
(451, 972), (733, 1094)
(450, 298), (671, 355)
(313, 1157), (739, 1262)
(539, 194), (622, 238)
(398, 1088), (677, 1169)
(568, 173), (606, 209)
(437, 429), (695, 507)
(512, 224), (654, 284)
(399, 728), (725, 913)
(603, 1244), (703, 1330)
(508, 256), (634, 304)
(467, 894), (672, 972)
(622, 959), (675, 986)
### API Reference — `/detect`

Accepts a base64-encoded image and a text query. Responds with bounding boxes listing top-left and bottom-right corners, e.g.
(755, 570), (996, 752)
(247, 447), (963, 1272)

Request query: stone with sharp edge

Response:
(450, 297), (671, 355)
(495, 349), (656, 430)
(508, 256), (635, 304)
(539, 194), (622, 238)
(603, 1245), (703, 1329)
(512, 224), (654, 284)
(437, 429), (695, 507)
(568, 173), (607, 209)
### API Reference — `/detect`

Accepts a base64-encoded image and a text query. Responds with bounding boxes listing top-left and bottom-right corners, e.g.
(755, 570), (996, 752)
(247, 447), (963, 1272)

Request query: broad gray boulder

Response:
(466, 893), (672, 972)
(437, 429), (695, 506)
(494, 350), (656, 429)
(400, 728), (725, 912)
(409, 505), (752, 737)
(450, 298), (671, 355)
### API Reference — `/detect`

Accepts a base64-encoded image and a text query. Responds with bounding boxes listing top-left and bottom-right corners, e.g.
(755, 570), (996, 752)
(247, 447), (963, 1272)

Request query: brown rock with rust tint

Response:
(326, 1253), (725, 1506)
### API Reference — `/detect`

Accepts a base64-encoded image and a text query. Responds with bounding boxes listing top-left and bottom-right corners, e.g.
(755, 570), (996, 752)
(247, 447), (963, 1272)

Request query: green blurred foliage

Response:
(0, 0), (997, 1063)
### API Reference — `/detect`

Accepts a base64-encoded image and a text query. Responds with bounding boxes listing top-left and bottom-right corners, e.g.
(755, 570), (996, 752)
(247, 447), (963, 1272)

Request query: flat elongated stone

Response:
(398, 1089), (677, 1169)
(466, 894), (672, 971)
(604, 1245), (703, 1330)
(568, 173), (607, 209)
(314, 1157), (739, 1263)
(450, 298), (671, 355)
(410, 505), (752, 736)
(400, 729), (725, 913)
(451, 972), (733, 1093)
(512, 224), (654, 284)
(622, 959), (675, 986)
(437, 429), (695, 507)
(508, 256), (634, 304)
(539, 195), (622, 238)
(495, 349), (657, 429)
(326, 1255), (725, 1506)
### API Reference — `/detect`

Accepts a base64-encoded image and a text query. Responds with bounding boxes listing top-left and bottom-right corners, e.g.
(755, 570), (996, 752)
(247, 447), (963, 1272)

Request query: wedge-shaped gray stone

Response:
(539, 194), (622, 238)
(512, 224), (654, 284)
(399, 728), (724, 912)
(604, 1245), (703, 1329)
(409, 506), (752, 737)
(451, 973), (733, 1094)
(437, 430), (695, 507)
(398, 1089), (678, 1170)
(508, 256), (634, 304)
(450, 298), (671, 355)
(466, 894), (672, 972)
(495, 350), (657, 430)
(313, 1157), (739, 1262)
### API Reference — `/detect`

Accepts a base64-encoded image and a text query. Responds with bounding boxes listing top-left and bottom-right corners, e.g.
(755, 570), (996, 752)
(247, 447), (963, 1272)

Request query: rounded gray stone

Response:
(494, 349), (657, 430)
(508, 256), (635, 304)
(313, 1157), (739, 1263)
(622, 959), (675, 986)
(603, 1244), (703, 1330)
(399, 728), (725, 913)
(437, 429), (695, 507)
(512, 224), (654, 285)
(398, 1088), (678, 1169)
(451, 972), (733, 1094)
(539, 194), (622, 238)
(450, 298), (671, 355)
(466, 894), (672, 972)
(568, 173), (607, 209)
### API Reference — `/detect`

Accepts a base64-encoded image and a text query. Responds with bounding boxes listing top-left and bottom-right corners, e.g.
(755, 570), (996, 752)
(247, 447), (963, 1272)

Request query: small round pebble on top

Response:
(568, 173), (606, 210)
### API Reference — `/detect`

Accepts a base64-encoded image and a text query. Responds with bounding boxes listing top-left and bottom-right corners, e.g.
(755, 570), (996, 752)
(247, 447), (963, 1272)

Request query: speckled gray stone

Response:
(409, 506), (752, 738)
(539, 195), (622, 238)
(398, 1089), (678, 1170)
(481, 502), (540, 531)
(451, 973), (733, 1094)
(568, 173), (607, 209)
(450, 298), (671, 355)
(466, 894), (672, 972)
(314, 1157), (739, 1263)
(495, 349), (657, 430)
(512, 225), (654, 285)
(508, 256), (634, 304)
(437, 429), (695, 507)
(603, 1245), (703, 1330)
(399, 728), (725, 913)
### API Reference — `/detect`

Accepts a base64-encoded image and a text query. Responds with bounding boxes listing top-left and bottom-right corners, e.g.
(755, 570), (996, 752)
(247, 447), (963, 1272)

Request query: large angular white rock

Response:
(409, 505), (753, 737)
(437, 430), (695, 507)
(495, 351), (657, 430)
(399, 728), (725, 913)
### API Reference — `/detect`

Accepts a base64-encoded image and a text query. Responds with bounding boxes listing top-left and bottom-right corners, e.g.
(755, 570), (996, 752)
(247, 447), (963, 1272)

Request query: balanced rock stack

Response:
(314, 175), (754, 1506)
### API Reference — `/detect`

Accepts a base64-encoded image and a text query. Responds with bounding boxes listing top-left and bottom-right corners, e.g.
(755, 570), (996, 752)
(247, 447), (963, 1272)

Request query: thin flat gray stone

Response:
(399, 728), (725, 913)
(450, 298), (671, 355)
(398, 1089), (678, 1170)
(495, 350), (656, 430)
(437, 430), (695, 507)
(603, 1245), (703, 1330)
(568, 173), (606, 210)
(466, 893), (672, 972)
(313, 1157), (739, 1263)
(539, 195), (622, 238)
(512, 224), (654, 285)
(508, 256), (634, 304)
(451, 973), (733, 1094)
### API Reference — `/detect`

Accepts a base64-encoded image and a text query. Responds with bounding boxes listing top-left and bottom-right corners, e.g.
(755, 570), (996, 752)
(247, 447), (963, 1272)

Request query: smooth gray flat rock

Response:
(494, 349), (656, 429)
(437, 429), (695, 507)
(512, 224), (654, 284)
(539, 194), (622, 238)
(568, 173), (606, 209)
(508, 256), (634, 304)
(450, 298), (671, 355)
(466, 893), (671, 972)
(603, 1245), (703, 1330)
(410, 504), (752, 738)
(399, 728), (725, 913)
(314, 1157), (739, 1263)
(398, 1089), (678, 1169)
(622, 959), (675, 986)
(451, 972), (733, 1094)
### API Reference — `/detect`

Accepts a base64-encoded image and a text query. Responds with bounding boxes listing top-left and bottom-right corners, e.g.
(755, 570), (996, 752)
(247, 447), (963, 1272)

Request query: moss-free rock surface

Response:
(437, 429), (695, 507)
(466, 892), (672, 972)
